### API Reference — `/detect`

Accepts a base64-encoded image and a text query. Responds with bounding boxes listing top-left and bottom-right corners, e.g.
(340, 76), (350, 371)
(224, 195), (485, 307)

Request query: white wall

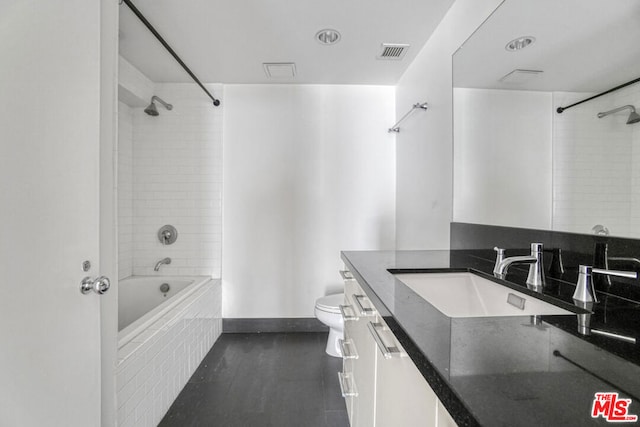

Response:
(395, 0), (505, 249)
(118, 102), (134, 279)
(118, 56), (154, 108)
(100, 1), (119, 424)
(129, 84), (224, 277)
(453, 88), (552, 229)
(633, 97), (640, 238)
(223, 85), (396, 318)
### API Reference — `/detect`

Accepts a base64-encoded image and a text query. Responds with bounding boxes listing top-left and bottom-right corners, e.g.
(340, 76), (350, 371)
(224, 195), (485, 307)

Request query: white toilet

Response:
(315, 293), (345, 357)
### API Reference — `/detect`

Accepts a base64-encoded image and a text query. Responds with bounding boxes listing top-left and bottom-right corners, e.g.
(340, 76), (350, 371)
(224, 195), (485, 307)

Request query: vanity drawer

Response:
(343, 276), (376, 318)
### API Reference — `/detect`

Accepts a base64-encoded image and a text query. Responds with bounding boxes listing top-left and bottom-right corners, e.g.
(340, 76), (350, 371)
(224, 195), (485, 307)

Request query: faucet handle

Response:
(574, 265), (597, 304)
(527, 243), (545, 290)
(530, 243), (543, 254)
(545, 248), (565, 276)
(592, 267), (637, 279)
(493, 247), (505, 275)
(574, 265), (638, 304)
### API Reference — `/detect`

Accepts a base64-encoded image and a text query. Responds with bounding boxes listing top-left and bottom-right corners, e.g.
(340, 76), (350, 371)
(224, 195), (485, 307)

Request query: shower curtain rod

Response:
(556, 76), (640, 114)
(122, 0), (221, 107)
(388, 102), (428, 133)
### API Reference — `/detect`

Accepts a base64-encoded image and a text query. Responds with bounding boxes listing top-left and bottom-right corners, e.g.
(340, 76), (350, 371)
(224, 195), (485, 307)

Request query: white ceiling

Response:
(118, 0), (455, 85)
(454, 0), (640, 93)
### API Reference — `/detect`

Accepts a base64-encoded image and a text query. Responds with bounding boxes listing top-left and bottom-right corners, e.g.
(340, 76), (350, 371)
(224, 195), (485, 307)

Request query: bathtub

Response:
(116, 275), (222, 426)
(118, 275), (209, 346)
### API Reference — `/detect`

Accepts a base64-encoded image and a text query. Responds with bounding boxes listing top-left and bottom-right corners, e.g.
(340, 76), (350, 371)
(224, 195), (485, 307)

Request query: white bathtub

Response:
(116, 275), (222, 426)
(118, 275), (211, 347)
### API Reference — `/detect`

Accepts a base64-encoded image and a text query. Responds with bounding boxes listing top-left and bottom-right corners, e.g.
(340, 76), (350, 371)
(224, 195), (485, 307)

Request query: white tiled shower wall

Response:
(118, 83), (223, 278)
(116, 82), (223, 425)
(553, 84), (640, 237)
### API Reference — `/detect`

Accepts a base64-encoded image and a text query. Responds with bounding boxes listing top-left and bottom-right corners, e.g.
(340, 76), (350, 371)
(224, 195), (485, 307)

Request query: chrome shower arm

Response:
(597, 105), (635, 118)
(597, 104), (640, 124)
(151, 96), (173, 110)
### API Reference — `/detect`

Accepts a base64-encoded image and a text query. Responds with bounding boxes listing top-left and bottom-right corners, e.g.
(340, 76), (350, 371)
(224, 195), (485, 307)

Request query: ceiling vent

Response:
(263, 62), (297, 78)
(499, 69), (543, 84)
(377, 44), (410, 60)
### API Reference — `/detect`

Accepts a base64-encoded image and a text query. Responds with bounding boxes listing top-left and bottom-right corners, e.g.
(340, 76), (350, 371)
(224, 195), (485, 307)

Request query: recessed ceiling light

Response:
(505, 36), (536, 52)
(316, 29), (341, 45)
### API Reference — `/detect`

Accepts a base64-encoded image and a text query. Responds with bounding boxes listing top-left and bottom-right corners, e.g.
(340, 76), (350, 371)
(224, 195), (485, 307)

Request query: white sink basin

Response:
(394, 272), (573, 318)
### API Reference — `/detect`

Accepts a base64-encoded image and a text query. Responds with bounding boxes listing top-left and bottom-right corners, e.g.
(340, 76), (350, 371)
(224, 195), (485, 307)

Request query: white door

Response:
(0, 1), (106, 426)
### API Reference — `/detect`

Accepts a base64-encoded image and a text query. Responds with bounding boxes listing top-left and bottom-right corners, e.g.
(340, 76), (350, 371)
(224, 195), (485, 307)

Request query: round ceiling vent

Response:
(505, 36), (536, 52)
(316, 29), (341, 45)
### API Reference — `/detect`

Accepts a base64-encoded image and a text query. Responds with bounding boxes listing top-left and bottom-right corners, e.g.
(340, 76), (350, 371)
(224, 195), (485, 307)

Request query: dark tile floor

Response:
(159, 332), (349, 427)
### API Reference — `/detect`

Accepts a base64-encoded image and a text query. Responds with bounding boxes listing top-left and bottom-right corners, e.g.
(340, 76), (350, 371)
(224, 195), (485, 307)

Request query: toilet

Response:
(315, 293), (345, 357)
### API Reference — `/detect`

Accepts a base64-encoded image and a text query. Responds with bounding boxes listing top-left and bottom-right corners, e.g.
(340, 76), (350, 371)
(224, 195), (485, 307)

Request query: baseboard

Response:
(223, 318), (329, 333)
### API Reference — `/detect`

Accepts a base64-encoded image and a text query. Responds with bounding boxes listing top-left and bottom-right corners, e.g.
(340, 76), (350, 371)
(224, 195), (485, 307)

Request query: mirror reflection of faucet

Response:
(493, 243), (545, 291)
(545, 248), (565, 277)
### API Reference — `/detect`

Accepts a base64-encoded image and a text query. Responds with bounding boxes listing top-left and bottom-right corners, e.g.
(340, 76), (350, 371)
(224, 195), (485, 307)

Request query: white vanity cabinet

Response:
(374, 322), (438, 426)
(339, 270), (459, 427)
(341, 275), (377, 427)
(437, 402), (459, 427)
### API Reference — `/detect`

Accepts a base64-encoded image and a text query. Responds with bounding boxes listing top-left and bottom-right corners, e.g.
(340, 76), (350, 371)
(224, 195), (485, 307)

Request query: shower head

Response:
(144, 96), (173, 116)
(628, 110), (640, 124)
(597, 105), (640, 125)
(144, 102), (159, 116)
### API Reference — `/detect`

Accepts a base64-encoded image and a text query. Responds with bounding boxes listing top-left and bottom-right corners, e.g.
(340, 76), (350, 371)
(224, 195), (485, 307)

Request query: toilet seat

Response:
(315, 293), (344, 314)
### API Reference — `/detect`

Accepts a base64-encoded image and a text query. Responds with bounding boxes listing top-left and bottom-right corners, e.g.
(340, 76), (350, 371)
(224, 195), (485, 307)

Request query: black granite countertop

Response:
(341, 250), (640, 427)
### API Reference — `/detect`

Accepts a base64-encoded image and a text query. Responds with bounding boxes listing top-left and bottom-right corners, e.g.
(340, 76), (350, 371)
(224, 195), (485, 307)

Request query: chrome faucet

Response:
(493, 243), (545, 290)
(154, 257), (171, 272)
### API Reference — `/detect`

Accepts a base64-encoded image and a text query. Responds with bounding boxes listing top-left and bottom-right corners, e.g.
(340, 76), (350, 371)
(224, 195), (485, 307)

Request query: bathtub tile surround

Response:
(116, 80), (224, 425)
(116, 279), (222, 427)
(118, 83), (223, 279)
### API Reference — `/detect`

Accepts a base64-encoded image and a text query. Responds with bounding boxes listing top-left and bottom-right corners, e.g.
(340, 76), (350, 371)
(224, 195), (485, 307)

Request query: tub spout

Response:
(154, 257), (171, 272)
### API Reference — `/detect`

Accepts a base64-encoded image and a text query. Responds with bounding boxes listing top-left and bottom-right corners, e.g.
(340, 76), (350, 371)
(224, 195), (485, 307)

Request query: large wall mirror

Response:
(453, 0), (640, 238)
